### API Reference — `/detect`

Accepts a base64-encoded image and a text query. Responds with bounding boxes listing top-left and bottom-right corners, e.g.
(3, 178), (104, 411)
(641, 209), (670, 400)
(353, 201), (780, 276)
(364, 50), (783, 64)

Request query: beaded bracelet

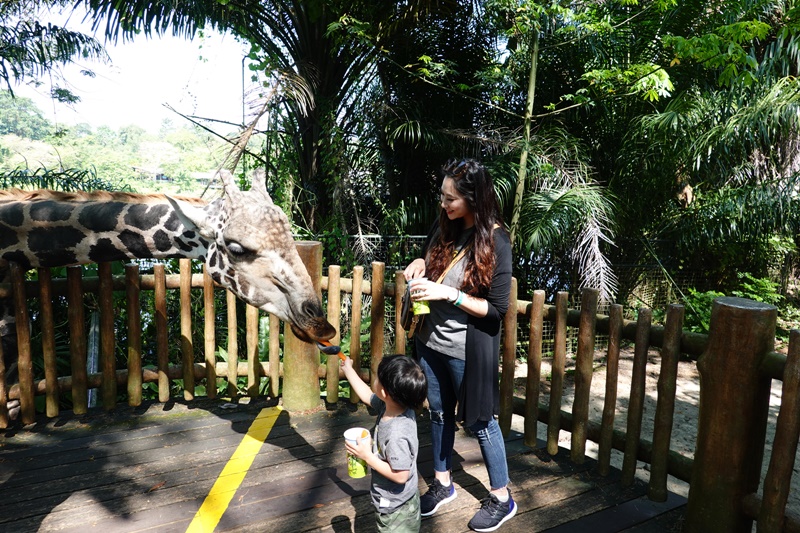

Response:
(454, 291), (465, 307)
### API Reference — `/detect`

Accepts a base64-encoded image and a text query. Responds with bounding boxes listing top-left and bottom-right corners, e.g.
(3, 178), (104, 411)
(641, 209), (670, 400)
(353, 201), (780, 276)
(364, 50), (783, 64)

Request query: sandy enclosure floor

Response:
(510, 346), (799, 519)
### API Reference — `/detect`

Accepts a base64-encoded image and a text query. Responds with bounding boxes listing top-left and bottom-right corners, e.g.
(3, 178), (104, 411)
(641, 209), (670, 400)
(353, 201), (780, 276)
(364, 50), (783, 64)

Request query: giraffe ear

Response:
(165, 196), (216, 239)
(251, 169), (274, 205)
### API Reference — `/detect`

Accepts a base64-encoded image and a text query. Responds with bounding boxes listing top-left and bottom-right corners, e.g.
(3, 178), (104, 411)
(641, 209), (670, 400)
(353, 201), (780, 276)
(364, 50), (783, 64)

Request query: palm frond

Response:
(520, 184), (618, 302)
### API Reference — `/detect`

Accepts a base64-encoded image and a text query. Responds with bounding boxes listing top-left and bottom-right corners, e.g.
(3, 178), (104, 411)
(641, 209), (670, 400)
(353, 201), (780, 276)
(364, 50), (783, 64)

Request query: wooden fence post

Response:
(685, 297), (776, 533)
(547, 291), (569, 455)
(67, 266), (88, 414)
(325, 265), (342, 406)
(524, 290), (545, 448)
(10, 263), (34, 424)
(349, 266), (364, 405)
(38, 268), (58, 418)
(203, 267), (216, 400)
(180, 259), (194, 400)
(370, 262), (386, 379)
(499, 277), (518, 436)
(282, 241), (323, 412)
(571, 287), (598, 463)
(98, 262), (116, 411)
(126, 264), (142, 407)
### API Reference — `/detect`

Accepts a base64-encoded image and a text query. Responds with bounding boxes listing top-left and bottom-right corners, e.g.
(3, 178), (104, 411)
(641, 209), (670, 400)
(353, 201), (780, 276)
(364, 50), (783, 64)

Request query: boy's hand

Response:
(341, 356), (354, 372)
(345, 436), (372, 460)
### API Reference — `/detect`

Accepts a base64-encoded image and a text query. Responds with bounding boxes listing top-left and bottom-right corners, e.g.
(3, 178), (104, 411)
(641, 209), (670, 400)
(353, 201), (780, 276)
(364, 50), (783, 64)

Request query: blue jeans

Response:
(416, 340), (510, 490)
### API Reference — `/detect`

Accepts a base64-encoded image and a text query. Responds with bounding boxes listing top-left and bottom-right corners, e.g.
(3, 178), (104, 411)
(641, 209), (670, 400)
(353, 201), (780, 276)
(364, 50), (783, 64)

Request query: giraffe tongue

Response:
(316, 341), (346, 361)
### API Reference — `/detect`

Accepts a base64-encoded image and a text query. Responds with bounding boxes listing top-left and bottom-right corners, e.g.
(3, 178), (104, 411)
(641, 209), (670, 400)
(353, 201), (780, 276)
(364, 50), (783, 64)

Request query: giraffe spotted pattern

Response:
(0, 172), (336, 421)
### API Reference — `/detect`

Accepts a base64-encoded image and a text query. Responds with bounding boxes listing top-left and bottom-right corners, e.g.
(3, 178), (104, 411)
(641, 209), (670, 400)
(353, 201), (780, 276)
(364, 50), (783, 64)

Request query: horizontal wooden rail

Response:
(6, 362), (370, 400)
(511, 396), (694, 484)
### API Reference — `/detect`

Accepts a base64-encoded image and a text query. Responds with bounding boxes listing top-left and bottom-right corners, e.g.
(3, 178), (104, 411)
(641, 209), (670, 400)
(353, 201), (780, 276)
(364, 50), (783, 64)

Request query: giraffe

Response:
(0, 170), (336, 417)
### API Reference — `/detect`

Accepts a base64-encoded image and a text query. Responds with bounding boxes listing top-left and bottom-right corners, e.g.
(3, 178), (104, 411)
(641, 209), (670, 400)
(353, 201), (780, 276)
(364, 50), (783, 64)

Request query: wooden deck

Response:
(0, 398), (686, 532)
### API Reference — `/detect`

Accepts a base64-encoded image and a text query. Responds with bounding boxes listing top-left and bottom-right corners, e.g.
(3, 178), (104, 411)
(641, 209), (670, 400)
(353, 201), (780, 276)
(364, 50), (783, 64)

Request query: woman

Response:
(404, 158), (516, 532)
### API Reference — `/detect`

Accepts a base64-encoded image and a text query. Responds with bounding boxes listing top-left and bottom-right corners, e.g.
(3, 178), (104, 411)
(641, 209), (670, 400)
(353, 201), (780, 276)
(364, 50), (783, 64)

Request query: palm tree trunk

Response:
(510, 31), (540, 247)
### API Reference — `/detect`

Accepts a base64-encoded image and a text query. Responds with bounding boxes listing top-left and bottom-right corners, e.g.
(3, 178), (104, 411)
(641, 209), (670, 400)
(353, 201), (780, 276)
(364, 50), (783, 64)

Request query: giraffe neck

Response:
(0, 189), (216, 269)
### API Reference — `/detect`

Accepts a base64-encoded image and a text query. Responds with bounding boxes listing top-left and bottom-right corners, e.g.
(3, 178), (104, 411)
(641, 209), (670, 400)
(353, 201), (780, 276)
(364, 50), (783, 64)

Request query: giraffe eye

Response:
(226, 241), (253, 257)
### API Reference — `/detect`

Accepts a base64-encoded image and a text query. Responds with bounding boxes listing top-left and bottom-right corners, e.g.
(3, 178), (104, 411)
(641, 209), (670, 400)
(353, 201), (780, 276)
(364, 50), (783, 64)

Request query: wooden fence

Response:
(0, 243), (799, 533)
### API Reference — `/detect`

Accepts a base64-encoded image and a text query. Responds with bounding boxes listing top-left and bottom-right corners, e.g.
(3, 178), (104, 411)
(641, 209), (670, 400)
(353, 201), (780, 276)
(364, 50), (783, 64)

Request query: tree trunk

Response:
(509, 30), (539, 247)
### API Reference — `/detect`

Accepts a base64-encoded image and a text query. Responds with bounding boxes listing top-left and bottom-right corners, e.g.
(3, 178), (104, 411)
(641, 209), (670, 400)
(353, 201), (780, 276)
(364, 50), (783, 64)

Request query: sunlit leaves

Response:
(664, 20), (771, 86)
(583, 64), (673, 101)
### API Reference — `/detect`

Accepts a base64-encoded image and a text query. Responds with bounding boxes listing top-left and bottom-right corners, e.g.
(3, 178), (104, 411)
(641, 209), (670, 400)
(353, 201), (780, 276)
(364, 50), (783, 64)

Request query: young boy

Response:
(342, 354), (428, 533)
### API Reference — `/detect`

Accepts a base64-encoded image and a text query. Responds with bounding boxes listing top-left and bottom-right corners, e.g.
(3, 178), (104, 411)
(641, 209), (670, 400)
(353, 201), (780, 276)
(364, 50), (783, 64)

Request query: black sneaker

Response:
(467, 491), (517, 532)
(420, 479), (457, 517)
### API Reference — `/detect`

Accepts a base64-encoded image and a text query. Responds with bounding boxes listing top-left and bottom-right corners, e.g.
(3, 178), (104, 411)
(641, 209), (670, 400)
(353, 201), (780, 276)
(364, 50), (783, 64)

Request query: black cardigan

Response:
(421, 225), (513, 427)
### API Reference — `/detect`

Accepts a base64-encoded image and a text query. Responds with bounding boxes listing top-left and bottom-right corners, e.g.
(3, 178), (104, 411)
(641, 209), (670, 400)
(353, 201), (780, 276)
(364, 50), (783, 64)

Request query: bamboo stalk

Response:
(622, 307), (652, 486)
(499, 278), (518, 436)
(649, 303), (685, 500)
(524, 290), (545, 447)
(598, 303), (623, 476)
(547, 291), (568, 455)
(67, 266), (88, 414)
(571, 288), (598, 463)
(38, 268), (59, 417)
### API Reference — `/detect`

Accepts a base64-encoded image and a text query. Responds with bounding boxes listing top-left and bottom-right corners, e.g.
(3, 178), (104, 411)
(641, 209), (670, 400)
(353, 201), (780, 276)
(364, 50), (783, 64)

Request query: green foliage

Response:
(683, 273), (784, 334)
(682, 288), (725, 334)
(0, 1), (107, 98)
(731, 272), (782, 306)
(665, 20), (771, 86)
(0, 92), (51, 139)
(0, 98), (229, 195)
(581, 64), (674, 101)
(0, 166), (129, 191)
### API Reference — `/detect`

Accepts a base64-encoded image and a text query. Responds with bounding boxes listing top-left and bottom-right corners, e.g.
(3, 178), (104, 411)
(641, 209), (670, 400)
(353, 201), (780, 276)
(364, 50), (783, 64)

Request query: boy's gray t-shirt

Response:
(369, 394), (419, 514)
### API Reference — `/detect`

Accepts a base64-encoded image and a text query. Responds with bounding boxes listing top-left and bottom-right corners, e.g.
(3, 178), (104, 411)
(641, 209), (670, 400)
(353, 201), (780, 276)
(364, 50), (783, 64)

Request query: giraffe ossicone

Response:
(0, 169), (335, 377)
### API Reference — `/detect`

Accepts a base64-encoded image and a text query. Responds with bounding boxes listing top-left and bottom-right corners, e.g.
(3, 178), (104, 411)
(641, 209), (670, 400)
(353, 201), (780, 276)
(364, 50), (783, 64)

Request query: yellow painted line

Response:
(186, 406), (282, 533)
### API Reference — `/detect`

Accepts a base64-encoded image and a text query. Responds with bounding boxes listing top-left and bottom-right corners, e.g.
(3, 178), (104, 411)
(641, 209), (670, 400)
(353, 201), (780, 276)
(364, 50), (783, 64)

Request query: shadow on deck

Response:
(0, 398), (686, 532)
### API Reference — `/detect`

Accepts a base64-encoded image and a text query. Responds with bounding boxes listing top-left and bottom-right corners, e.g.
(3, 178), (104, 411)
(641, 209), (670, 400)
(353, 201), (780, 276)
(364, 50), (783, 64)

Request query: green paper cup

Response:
(344, 427), (370, 478)
(411, 278), (430, 315)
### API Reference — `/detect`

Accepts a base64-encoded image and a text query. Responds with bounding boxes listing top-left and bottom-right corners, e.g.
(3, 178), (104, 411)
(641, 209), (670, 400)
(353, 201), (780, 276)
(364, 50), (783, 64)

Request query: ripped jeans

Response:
(416, 341), (510, 491)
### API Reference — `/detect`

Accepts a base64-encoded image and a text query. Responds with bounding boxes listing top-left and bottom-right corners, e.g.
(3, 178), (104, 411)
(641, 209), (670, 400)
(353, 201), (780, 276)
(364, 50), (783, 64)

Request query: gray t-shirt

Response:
(369, 394), (419, 514)
(417, 230), (473, 359)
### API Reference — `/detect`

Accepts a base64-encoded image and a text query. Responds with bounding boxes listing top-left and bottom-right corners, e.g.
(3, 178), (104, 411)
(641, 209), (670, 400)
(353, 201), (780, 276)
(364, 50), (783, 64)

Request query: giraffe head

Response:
(167, 170), (335, 343)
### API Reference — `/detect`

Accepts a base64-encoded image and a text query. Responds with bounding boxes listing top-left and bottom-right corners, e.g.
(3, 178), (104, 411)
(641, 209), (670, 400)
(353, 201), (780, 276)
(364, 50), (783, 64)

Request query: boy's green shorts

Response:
(376, 491), (421, 533)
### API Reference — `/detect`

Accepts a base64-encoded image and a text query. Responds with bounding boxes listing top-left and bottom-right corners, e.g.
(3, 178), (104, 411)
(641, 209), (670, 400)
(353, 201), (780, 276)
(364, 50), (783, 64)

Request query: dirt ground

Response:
(510, 346), (799, 520)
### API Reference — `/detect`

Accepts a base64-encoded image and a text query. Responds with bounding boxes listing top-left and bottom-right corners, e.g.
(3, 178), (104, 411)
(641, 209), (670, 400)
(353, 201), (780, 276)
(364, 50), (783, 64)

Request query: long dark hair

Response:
(426, 158), (505, 296)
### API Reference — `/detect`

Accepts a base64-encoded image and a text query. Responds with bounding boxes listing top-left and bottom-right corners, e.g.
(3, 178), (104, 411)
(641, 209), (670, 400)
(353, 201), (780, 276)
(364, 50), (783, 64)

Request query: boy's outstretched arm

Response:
(341, 356), (374, 405)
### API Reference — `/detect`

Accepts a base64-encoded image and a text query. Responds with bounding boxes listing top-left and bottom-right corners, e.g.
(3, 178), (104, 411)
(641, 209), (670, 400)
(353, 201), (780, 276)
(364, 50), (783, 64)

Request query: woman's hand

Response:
(403, 258), (426, 281)
(409, 278), (458, 302)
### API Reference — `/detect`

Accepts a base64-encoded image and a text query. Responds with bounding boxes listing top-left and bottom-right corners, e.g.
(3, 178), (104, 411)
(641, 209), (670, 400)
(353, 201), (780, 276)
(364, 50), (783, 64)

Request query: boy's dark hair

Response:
(377, 354), (427, 411)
